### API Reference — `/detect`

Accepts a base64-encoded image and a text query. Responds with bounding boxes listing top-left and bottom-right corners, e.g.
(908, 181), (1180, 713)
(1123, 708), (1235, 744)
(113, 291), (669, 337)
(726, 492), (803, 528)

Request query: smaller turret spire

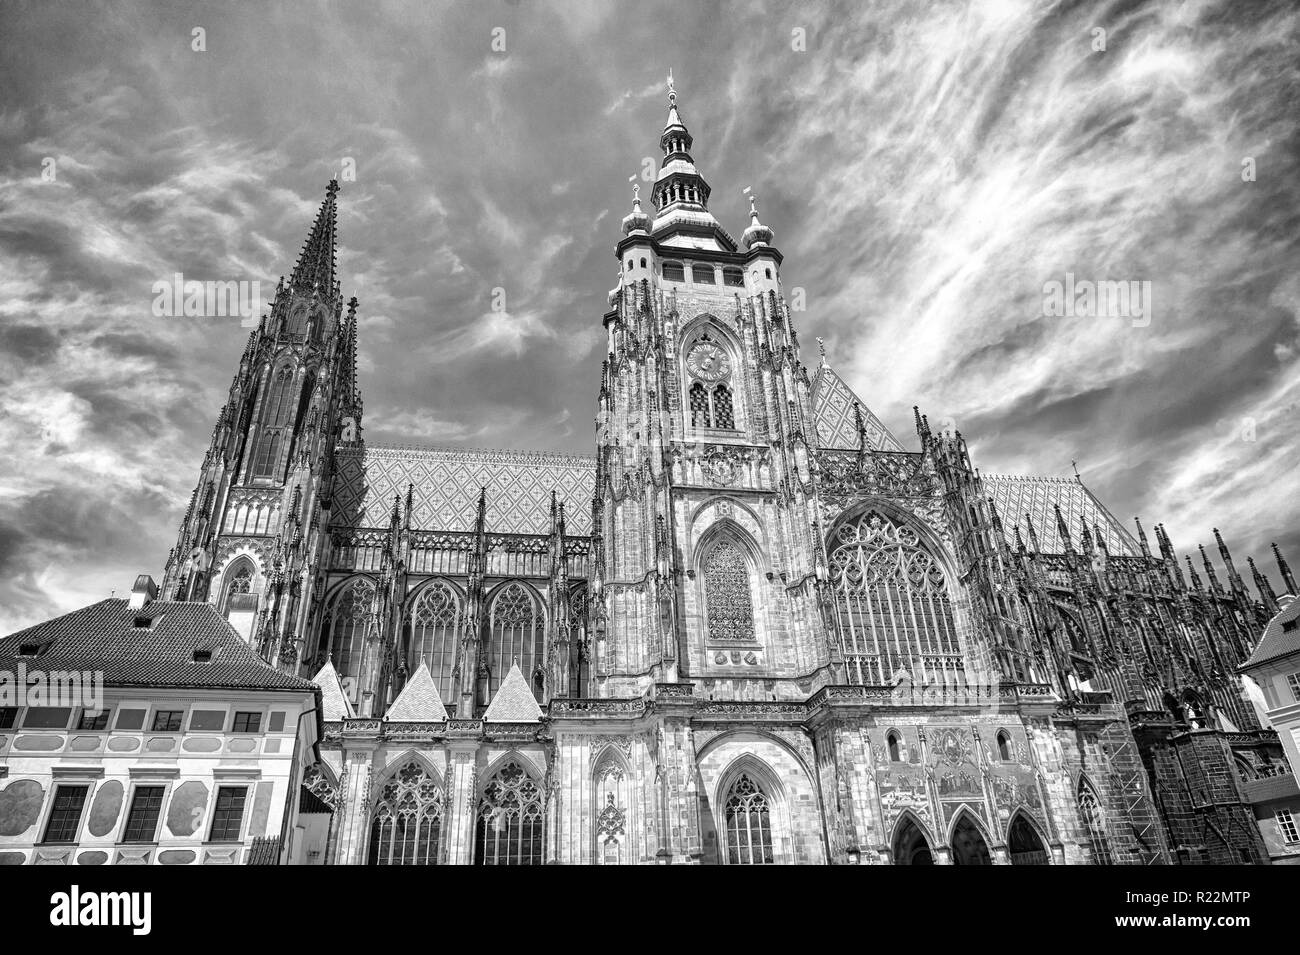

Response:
(1273, 542), (1298, 595)
(1249, 557), (1279, 614)
(742, 186), (774, 249)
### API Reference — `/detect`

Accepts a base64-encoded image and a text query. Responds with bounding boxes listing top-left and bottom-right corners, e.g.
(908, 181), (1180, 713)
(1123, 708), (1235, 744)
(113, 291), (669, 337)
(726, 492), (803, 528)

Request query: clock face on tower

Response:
(686, 340), (730, 382)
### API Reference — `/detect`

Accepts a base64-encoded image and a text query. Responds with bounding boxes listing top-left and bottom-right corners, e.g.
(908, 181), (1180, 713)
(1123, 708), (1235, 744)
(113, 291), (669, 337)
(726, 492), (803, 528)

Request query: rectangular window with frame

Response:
(122, 786), (166, 843)
(231, 711), (262, 733)
(1277, 808), (1300, 844)
(1288, 672), (1300, 704)
(78, 709), (110, 731)
(151, 710), (184, 732)
(208, 786), (247, 842)
(42, 784), (90, 844)
(22, 707), (72, 729)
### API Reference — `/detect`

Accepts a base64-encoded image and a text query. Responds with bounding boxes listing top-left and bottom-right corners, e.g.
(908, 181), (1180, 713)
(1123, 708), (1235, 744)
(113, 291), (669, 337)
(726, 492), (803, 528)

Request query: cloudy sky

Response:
(1, 0), (1297, 632)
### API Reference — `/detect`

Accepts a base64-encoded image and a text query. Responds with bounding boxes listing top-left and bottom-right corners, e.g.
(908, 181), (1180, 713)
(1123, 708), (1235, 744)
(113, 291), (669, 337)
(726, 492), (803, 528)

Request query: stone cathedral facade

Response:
(159, 83), (1296, 865)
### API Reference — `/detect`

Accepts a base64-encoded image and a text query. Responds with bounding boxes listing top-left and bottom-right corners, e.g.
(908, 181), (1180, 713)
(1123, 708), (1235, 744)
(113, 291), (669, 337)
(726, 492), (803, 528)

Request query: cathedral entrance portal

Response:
(892, 816), (934, 865)
(1008, 814), (1050, 865)
(950, 813), (992, 865)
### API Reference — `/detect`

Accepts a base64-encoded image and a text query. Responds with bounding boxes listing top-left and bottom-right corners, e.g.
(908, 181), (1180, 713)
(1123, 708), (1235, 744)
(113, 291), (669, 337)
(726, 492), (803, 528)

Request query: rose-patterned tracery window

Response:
(474, 760), (545, 865)
(703, 538), (755, 643)
(684, 333), (738, 431)
(409, 581), (460, 704)
(829, 511), (961, 686)
(367, 761), (442, 865)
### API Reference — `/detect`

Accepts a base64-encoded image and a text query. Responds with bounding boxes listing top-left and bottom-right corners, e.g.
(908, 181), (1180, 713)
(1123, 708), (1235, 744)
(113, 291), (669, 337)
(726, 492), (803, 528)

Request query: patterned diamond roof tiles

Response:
(810, 363), (905, 452)
(482, 662), (542, 722)
(332, 445), (595, 535)
(384, 661), (448, 721)
(983, 474), (1140, 557)
(0, 599), (314, 691)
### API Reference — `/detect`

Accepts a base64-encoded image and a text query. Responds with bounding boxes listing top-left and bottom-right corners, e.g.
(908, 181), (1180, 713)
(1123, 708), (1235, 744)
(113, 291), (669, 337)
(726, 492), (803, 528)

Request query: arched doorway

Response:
(950, 812), (992, 865)
(1007, 813), (1050, 865)
(893, 815), (934, 865)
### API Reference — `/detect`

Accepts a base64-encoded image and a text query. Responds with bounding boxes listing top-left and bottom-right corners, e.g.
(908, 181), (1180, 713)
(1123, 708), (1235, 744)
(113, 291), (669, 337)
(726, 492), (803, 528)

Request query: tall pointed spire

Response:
(290, 180), (340, 300)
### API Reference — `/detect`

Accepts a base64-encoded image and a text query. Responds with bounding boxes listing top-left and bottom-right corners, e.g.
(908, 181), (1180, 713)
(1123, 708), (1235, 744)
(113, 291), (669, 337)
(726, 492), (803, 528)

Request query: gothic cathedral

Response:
(161, 81), (1295, 865)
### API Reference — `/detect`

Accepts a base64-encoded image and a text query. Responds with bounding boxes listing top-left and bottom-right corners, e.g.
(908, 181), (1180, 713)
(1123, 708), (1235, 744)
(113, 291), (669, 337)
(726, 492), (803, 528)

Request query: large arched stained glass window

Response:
(703, 538), (756, 643)
(474, 760), (545, 865)
(829, 511), (962, 686)
(724, 773), (773, 865)
(409, 581), (460, 704)
(330, 578), (375, 683)
(368, 761), (442, 865)
(1078, 779), (1113, 865)
(487, 583), (543, 699)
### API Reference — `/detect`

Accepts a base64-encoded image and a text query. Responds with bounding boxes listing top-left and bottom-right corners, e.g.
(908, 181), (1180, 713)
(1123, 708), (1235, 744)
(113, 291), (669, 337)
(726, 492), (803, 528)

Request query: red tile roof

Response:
(1240, 598), (1300, 671)
(0, 598), (315, 692)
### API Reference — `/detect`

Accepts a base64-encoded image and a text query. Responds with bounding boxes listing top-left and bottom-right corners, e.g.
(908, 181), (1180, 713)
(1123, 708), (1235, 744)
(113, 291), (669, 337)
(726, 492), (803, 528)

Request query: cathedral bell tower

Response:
(593, 76), (836, 700)
(162, 181), (364, 672)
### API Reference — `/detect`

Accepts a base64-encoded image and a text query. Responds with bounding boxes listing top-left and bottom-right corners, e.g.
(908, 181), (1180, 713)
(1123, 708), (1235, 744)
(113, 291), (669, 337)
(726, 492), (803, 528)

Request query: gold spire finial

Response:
(667, 69), (676, 105)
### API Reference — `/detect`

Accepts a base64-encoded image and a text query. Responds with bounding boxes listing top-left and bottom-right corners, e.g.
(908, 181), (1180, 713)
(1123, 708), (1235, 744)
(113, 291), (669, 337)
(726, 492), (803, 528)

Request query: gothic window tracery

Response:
(593, 751), (629, 864)
(474, 760), (545, 865)
(221, 560), (255, 616)
(723, 773), (774, 864)
(409, 581), (460, 703)
(367, 760), (442, 865)
(487, 583), (543, 699)
(829, 511), (962, 686)
(703, 538), (755, 643)
(329, 578), (375, 683)
(1077, 779), (1113, 864)
(251, 366), (298, 480)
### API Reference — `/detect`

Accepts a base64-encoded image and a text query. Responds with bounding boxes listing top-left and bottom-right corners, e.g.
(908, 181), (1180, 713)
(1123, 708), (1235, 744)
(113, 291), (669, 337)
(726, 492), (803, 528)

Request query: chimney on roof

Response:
(128, 575), (158, 610)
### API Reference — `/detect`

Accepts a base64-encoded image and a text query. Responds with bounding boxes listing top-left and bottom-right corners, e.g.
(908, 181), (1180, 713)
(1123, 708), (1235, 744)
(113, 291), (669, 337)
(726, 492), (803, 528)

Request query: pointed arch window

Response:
(724, 773), (773, 865)
(703, 538), (755, 643)
(593, 750), (630, 865)
(329, 578), (375, 683)
(829, 511), (962, 686)
(368, 761), (442, 865)
(474, 760), (545, 865)
(996, 730), (1012, 762)
(251, 366), (299, 480)
(1077, 779), (1113, 865)
(487, 583), (543, 699)
(220, 560), (256, 616)
(409, 581), (460, 704)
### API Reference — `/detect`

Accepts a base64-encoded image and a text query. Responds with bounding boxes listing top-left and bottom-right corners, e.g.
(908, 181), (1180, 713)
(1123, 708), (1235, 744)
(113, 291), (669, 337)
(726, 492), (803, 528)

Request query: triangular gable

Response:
(483, 662), (542, 722)
(311, 659), (354, 720)
(811, 363), (905, 452)
(385, 662), (449, 722)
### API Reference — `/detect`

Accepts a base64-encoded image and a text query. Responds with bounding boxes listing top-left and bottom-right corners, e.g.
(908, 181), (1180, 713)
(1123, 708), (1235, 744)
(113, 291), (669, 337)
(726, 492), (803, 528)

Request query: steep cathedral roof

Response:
(810, 360), (905, 452)
(984, 474), (1141, 557)
(331, 445), (595, 535)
